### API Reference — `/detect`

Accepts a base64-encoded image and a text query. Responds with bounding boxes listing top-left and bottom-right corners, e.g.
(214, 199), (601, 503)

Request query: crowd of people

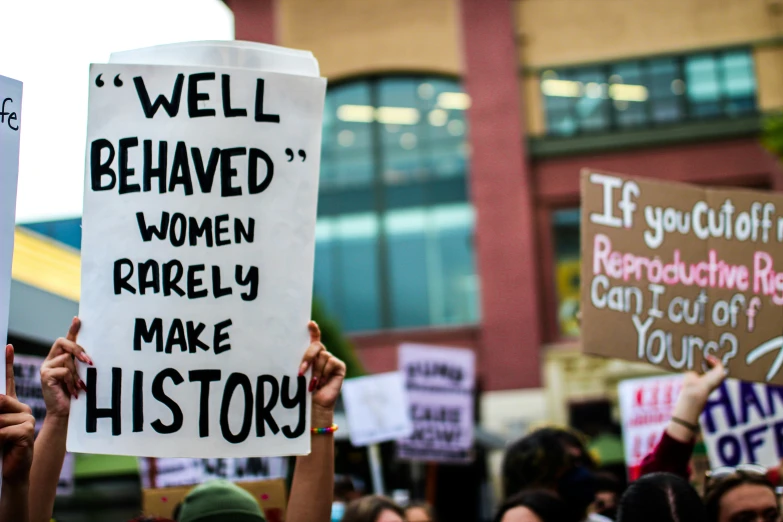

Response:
(0, 318), (781, 522)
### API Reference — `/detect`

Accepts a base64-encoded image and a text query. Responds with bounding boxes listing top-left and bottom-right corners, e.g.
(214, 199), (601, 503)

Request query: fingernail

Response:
(79, 380), (87, 391)
(308, 378), (317, 392)
(298, 362), (308, 377)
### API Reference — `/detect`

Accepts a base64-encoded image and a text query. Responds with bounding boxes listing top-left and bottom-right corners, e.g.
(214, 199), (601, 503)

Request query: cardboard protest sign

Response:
(618, 374), (683, 480)
(700, 379), (783, 469)
(68, 44), (326, 457)
(342, 372), (413, 446)
(581, 169), (783, 384)
(13, 355), (75, 494)
(139, 456), (287, 488)
(143, 478), (287, 522)
(396, 344), (475, 463)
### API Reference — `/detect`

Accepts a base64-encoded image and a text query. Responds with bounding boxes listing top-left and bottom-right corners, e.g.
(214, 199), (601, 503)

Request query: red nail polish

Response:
(79, 380), (87, 391)
(308, 378), (317, 392)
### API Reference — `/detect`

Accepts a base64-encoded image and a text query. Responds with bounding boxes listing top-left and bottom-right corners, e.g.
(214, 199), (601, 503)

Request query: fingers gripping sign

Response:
(300, 321), (346, 412)
(41, 317), (93, 419)
(0, 345), (36, 485)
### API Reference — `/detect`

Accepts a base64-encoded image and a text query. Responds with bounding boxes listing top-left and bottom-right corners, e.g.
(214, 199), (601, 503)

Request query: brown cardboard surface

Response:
(581, 169), (783, 384)
(143, 478), (287, 522)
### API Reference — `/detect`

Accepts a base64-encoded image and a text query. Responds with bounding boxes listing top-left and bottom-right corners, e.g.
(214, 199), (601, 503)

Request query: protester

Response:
(590, 472), (622, 520)
(704, 469), (780, 522)
(493, 490), (574, 522)
(638, 355), (783, 522)
(501, 427), (611, 522)
(616, 472), (706, 522)
(177, 480), (267, 522)
(340, 495), (405, 522)
(28, 318), (346, 522)
(0, 344), (36, 522)
(405, 502), (436, 522)
(333, 475), (362, 522)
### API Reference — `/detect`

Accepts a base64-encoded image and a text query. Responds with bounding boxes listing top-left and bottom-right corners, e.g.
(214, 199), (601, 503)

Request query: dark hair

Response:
(342, 495), (405, 522)
(405, 502), (436, 522)
(594, 471), (623, 495)
(493, 489), (576, 522)
(335, 475), (357, 502)
(704, 471), (777, 522)
(501, 427), (595, 498)
(616, 473), (706, 522)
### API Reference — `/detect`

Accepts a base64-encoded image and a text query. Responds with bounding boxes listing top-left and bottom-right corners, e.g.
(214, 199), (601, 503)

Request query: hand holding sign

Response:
(41, 317), (92, 417)
(669, 355), (726, 442)
(0, 345), (35, 486)
(301, 321), (346, 413)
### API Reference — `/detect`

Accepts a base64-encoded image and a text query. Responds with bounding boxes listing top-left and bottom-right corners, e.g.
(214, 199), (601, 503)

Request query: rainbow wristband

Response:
(311, 423), (338, 435)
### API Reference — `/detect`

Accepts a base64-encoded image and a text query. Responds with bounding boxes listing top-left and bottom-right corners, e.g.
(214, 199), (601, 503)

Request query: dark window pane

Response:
(553, 209), (581, 338)
(610, 62), (647, 128)
(685, 54), (722, 118)
(541, 48), (757, 135)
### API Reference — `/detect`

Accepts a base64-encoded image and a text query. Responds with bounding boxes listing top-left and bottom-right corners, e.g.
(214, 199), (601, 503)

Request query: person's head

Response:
(704, 470), (780, 522)
(335, 475), (359, 503)
(405, 502), (436, 522)
(592, 471), (623, 519)
(341, 495), (405, 522)
(177, 480), (266, 522)
(494, 489), (576, 522)
(616, 472), (706, 522)
(502, 427), (597, 517)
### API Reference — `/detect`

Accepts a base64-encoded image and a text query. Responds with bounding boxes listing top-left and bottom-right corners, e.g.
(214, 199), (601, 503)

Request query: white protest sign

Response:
(342, 372), (413, 447)
(0, 74), (21, 494)
(13, 355), (75, 495)
(139, 456), (288, 488)
(700, 379), (783, 469)
(68, 45), (326, 458)
(0, 75), (21, 354)
(618, 375), (683, 479)
(396, 344), (475, 463)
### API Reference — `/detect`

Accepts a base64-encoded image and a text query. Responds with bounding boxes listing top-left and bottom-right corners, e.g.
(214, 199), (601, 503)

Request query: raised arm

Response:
(0, 345), (36, 522)
(639, 355), (726, 479)
(29, 318), (91, 522)
(287, 321), (346, 522)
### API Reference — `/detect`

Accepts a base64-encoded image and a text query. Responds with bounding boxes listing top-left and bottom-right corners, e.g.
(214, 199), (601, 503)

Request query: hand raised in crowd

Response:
(40, 317), (92, 419)
(299, 320), (347, 413)
(669, 354), (727, 442)
(0, 344), (36, 522)
(1, 344), (35, 486)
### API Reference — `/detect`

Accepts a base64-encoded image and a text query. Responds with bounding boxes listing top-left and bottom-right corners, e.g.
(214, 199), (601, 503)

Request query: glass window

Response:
(553, 209), (581, 338)
(316, 77), (479, 331)
(542, 48), (757, 136)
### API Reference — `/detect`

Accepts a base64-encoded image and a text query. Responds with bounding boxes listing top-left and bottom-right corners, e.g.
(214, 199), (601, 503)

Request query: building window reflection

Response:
(542, 48), (758, 136)
(316, 76), (479, 331)
(553, 209), (581, 337)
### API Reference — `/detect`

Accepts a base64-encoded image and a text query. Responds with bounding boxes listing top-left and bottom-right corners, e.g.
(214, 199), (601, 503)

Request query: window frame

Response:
(316, 74), (478, 332)
(540, 47), (759, 138)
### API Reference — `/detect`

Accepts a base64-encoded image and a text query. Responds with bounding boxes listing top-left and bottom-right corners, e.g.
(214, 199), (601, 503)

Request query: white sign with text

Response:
(139, 456), (288, 488)
(701, 379), (783, 470)
(397, 344), (475, 463)
(0, 74), (22, 492)
(618, 375), (683, 478)
(68, 57), (326, 458)
(342, 372), (413, 447)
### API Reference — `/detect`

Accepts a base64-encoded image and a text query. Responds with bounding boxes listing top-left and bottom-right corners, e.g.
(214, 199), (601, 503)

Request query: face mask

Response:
(557, 466), (597, 514)
(331, 502), (346, 522)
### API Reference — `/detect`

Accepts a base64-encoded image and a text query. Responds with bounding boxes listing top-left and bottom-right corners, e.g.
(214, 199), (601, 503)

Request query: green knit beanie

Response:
(177, 480), (267, 522)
